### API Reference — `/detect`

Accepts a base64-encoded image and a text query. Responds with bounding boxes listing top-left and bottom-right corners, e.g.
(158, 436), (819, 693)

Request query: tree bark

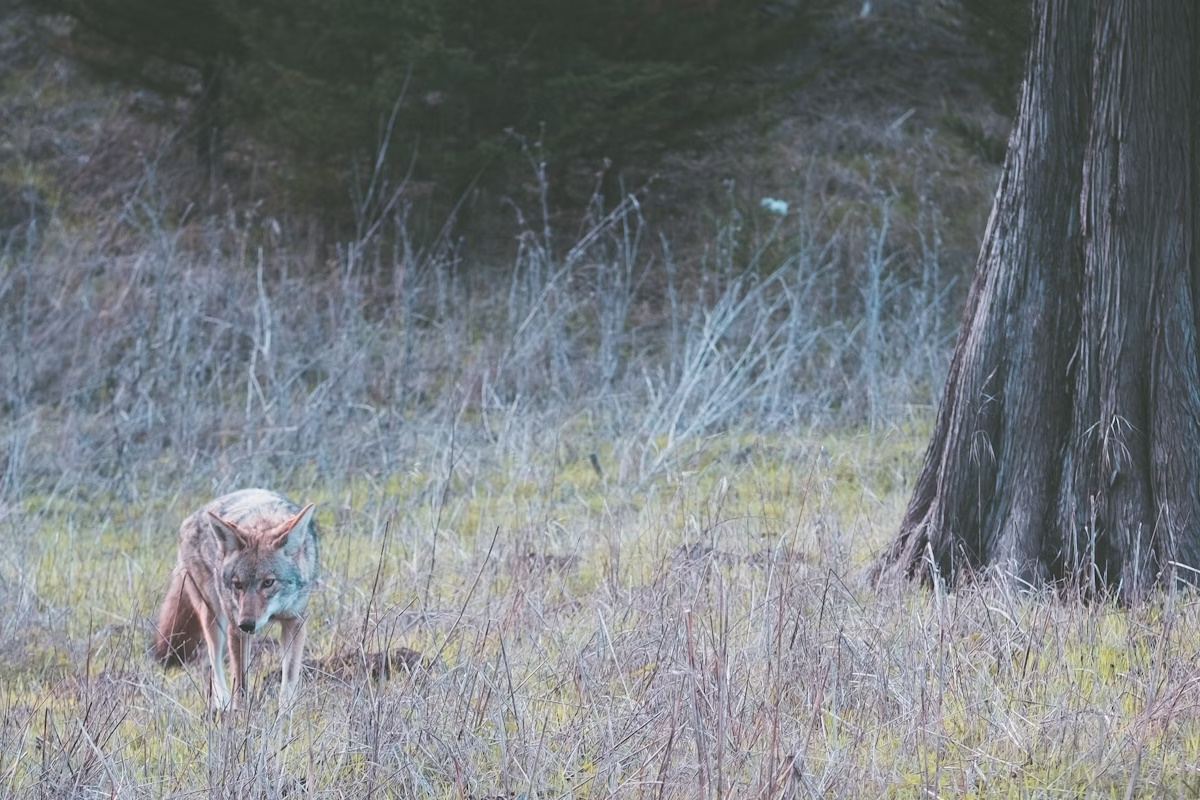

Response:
(874, 0), (1200, 600)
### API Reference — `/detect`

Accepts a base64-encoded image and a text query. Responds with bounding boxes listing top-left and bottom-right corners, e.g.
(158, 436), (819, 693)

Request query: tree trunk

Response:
(874, 0), (1200, 600)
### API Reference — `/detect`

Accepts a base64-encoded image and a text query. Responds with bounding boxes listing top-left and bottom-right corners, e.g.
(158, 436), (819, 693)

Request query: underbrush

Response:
(0, 147), (951, 494)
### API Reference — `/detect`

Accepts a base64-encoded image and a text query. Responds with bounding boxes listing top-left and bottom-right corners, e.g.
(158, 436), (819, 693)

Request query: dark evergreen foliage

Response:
(42, 0), (817, 200)
(957, 0), (1031, 115)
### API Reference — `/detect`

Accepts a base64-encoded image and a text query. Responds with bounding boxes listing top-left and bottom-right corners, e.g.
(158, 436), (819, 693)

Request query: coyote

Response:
(153, 489), (319, 710)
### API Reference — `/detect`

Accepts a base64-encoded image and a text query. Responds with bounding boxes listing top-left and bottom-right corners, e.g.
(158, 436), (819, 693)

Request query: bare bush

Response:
(0, 160), (948, 498)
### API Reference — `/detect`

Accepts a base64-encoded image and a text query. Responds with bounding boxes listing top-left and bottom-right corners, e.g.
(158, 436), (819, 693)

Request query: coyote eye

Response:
(261, 578), (276, 589)
(232, 579), (244, 591)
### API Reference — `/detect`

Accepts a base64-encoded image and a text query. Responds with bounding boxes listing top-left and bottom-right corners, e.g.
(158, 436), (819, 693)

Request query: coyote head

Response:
(207, 504), (315, 634)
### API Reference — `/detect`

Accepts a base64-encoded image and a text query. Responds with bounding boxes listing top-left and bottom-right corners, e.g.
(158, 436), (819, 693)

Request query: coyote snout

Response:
(153, 489), (320, 711)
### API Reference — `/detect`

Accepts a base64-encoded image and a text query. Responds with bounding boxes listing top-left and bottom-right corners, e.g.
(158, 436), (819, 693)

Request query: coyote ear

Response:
(208, 512), (247, 555)
(271, 503), (315, 554)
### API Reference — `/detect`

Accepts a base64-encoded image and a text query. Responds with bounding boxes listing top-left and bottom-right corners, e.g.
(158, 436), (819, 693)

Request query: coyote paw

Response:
(277, 680), (301, 713)
(209, 686), (233, 714)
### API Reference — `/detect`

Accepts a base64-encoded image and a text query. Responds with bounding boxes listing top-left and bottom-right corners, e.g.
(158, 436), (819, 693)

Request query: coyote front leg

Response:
(278, 616), (307, 707)
(228, 628), (252, 708)
(197, 603), (233, 710)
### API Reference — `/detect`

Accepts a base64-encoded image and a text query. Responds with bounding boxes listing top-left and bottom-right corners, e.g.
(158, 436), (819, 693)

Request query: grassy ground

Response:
(6, 424), (1200, 798)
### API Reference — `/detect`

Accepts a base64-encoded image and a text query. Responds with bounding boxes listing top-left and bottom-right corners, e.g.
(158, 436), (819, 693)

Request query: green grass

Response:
(4, 425), (1200, 798)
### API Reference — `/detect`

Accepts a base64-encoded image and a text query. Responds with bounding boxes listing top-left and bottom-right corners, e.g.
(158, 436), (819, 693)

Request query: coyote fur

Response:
(153, 489), (319, 710)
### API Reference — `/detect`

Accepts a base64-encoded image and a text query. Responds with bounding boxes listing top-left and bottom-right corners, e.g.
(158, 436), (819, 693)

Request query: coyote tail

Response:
(154, 569), (202, 668)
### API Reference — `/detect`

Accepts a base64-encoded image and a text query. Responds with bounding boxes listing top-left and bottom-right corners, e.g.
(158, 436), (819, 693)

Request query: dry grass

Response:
(7, 426), (1200, 798)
